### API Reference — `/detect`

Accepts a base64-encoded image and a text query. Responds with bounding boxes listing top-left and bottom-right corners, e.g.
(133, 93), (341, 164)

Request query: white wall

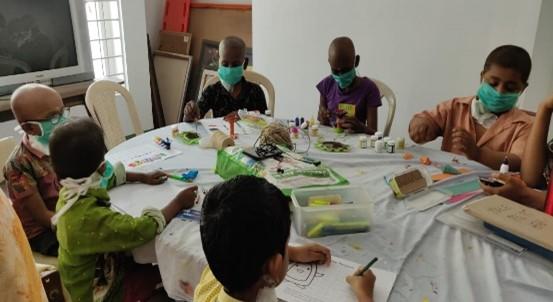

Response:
(120, 0), (153, 132)
(253, 0), (545, 142)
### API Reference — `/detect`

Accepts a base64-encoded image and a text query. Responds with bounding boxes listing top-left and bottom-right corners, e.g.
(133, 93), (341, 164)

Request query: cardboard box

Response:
(159, 31), (192, 55)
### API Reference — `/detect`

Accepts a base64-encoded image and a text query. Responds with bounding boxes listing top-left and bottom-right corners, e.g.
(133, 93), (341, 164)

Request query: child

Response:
(184, 36), (266, 121)
(480, 94), (553, 210)
(194, 175), (376, 302)
(409, 45), (534, 171)
(49, 118), (198, 302)
(317, 37), (381, 134)
(3, 84), (168, 256)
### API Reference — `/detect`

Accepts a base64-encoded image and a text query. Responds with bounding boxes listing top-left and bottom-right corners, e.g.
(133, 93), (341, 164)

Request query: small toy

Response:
(442, 164), (460, 175)
(403, 152), (414, 160)
(224, 114), (238, 139)
(154, 136), (172, 150)
(420, 155), (432, 165)
(167, 169), (199, 182)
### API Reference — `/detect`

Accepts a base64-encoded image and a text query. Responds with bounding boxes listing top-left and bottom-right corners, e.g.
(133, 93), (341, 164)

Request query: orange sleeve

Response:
(509, 122), (533, 158)
(412, 99), (454, 136)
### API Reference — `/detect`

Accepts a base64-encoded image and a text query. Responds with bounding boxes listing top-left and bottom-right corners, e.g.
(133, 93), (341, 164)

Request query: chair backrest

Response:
(85, 80), (143, 150)
(0, 136), (16, 183)
(202, 70), (275, 117)
(371, 79), (397, 137)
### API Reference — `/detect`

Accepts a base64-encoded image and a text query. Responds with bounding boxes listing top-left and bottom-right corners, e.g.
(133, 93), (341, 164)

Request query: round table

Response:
(106, 120), (553, 302)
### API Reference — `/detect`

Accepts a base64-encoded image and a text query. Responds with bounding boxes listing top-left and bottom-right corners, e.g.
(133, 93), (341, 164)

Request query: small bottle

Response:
(359, 135), (368, 149)
(265, 110), (272, 117)
(171, 125), (179, 138)
(375, 131), (384, 140)
(310, 124), (319, 137)
(370, 135), (378, 148)
(386, 141), (396, 153)
(375, 140), (385, 153)
(396, 137), (405, 150)
(499, 156), (509, 174)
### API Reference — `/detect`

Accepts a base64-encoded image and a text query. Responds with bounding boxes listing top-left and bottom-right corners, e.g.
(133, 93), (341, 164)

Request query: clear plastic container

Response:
(290, 186), (373, 238)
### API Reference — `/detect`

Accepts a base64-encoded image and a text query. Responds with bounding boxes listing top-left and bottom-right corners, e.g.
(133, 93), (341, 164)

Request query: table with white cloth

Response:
(106, 121), (553, 302)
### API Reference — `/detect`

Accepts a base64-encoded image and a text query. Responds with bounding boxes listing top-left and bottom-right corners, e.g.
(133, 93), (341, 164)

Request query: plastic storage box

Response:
(291, 186), (372, 238)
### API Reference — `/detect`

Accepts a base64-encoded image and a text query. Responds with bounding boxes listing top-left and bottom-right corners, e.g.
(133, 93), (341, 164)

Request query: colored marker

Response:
(356, 257), (378, 276)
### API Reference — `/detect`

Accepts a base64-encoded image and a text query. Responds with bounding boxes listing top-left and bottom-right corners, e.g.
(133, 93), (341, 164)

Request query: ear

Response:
(354, 55), (360, 68)
(243, 57), (249, 70)
(479, 70), (485, 82)
(20, 122), (41, 136)
(265, 253), (285, 284)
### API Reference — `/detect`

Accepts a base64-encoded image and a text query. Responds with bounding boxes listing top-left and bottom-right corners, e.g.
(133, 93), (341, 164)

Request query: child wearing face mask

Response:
(194, 175), (376, 302)
(409, 45), (534, 171)
(183, 36), (266, 121)
(3, 84), (168, 257)
(49, 118), (199, 302)
(317, 37), (381, 134)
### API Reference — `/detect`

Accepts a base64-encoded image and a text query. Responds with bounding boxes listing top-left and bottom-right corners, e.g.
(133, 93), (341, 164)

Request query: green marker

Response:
(356, 257), (378, 276)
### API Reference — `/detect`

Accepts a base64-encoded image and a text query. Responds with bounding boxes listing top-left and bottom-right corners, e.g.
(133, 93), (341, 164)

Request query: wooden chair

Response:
(371, 79), (397, 137)
(201, 70), (276, 118)
(85, 80), (144, 150)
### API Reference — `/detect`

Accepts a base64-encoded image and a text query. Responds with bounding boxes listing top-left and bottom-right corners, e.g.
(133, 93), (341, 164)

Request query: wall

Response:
(253, 0), (545, 143)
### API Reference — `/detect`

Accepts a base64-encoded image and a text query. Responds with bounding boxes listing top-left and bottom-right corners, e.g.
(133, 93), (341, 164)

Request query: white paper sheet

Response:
(406, 190), (450, 212)
(276, 256), (396, 302)
(107, 144), (182, 170)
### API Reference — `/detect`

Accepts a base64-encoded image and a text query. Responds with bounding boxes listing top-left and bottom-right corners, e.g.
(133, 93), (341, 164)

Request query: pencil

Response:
(356, 257), (378, 276)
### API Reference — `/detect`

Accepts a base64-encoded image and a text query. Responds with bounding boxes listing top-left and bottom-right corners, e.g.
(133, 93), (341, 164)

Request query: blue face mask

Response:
(218, 65), (244, 86)
(476, 82), (520, 113)
(331, 68), (356, 89)
(99, 161), (114, 189)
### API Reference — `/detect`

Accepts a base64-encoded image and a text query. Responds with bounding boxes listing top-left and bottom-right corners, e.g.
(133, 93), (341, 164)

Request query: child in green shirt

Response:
(49, 118), (198, 302)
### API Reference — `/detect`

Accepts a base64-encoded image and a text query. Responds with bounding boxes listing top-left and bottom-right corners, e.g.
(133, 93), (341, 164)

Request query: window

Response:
(85, 0), (126, 81)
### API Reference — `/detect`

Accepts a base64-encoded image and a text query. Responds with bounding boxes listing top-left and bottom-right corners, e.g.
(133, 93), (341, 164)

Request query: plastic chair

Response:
(202, 70), (276, 117)
(0, 136), (16, 183)
(371, 79), (397, 137)
(85, 80), (144, 150)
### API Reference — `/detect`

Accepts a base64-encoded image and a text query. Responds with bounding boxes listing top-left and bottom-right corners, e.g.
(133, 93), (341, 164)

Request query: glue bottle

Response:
(499, 156), (509, 174)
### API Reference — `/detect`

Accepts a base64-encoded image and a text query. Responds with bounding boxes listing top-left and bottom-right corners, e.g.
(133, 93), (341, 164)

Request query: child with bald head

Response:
(4, 84), (67, 256)
(317, 37), (381, 134)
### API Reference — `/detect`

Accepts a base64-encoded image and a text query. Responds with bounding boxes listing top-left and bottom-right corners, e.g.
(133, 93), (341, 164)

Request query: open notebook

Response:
(276, 256), (396, 302)
(463, 195), (553, 251)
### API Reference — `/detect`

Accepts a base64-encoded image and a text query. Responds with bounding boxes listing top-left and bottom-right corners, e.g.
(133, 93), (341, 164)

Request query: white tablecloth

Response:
(106, 121), (553, 302)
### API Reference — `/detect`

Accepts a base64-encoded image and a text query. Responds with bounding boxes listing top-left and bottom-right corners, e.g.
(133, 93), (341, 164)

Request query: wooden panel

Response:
(154, 51), (192, 124)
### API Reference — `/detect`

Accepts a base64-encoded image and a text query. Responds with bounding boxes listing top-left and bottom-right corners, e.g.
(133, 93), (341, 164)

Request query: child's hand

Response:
(173, 186), (198, 210)
(346, 269), (376, 302)
(409, 117), (437, 144)
(140, 171), (168, 185)
(318, 106), (331, 125)
(183, 101), (200, 122)
(288, 243), (331, 265)
(338, 116), (366, 133)
(480, 173), (528, 203)
(451, 128), (479, 160)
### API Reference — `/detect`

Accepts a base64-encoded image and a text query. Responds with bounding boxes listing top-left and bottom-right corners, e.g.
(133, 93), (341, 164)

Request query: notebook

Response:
(463, 195), (553, 251)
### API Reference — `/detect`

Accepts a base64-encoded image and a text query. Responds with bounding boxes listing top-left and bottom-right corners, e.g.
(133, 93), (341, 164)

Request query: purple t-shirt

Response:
(316, 76), (381, 123)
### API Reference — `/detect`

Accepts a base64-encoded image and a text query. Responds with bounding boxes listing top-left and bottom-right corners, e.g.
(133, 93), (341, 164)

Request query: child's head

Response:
(219, 36), (248, 69)
(49, 118), (107, 180)
(200, 175), (291, 294)
(328, 37), (359, 75)
(11, 83), (65, 137)
(481, 45), (531, 94)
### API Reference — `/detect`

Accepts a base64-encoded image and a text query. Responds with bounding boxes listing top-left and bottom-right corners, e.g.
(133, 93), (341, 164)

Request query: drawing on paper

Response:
(284, 263), (324, 289)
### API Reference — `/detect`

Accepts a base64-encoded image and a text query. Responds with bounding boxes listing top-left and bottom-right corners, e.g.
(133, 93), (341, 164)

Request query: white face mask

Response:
(256, 287), (277, 302)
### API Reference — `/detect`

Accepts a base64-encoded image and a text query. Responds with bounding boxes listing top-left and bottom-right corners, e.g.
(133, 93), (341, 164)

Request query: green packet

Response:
(175, 131), (200, 145)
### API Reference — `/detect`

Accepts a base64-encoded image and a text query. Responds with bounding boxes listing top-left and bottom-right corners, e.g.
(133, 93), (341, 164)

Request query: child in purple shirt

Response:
(317, 37), (381, 134)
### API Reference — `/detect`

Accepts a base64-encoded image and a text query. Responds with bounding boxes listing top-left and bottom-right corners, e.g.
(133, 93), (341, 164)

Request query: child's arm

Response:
(408, 100), (449, 144)
(346, 269), (375, 302)
(451, 128), (522, 170)
(365, 107), (377, 135)
(287, 243), (331, 265)
(481, 173), (546, 210)
(22, 192), (54, 228)
(522, 96), (553, 187)
(318, 95), (331, 126)
(127, 171), (168, 185)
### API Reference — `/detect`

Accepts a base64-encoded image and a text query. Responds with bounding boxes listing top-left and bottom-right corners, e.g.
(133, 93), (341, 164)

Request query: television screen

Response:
(0, 0), (79, 77)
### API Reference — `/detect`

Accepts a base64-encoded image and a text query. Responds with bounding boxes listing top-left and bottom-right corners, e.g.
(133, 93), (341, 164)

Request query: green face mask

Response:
(24, 110), (68, 146)
(331, 68), (356, 89)
(218, 65), (244, 86)
(476, 82), (520, 113)
(99, 161), (114, 189)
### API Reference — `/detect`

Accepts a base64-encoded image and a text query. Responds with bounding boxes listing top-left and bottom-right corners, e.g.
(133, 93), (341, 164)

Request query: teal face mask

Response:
(24, 110), (68, 146)
(99, 161), (114, 189)
(218, 65), (244, 86)
(477, 82), (520, 113)
(331, 68), (356, 89)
